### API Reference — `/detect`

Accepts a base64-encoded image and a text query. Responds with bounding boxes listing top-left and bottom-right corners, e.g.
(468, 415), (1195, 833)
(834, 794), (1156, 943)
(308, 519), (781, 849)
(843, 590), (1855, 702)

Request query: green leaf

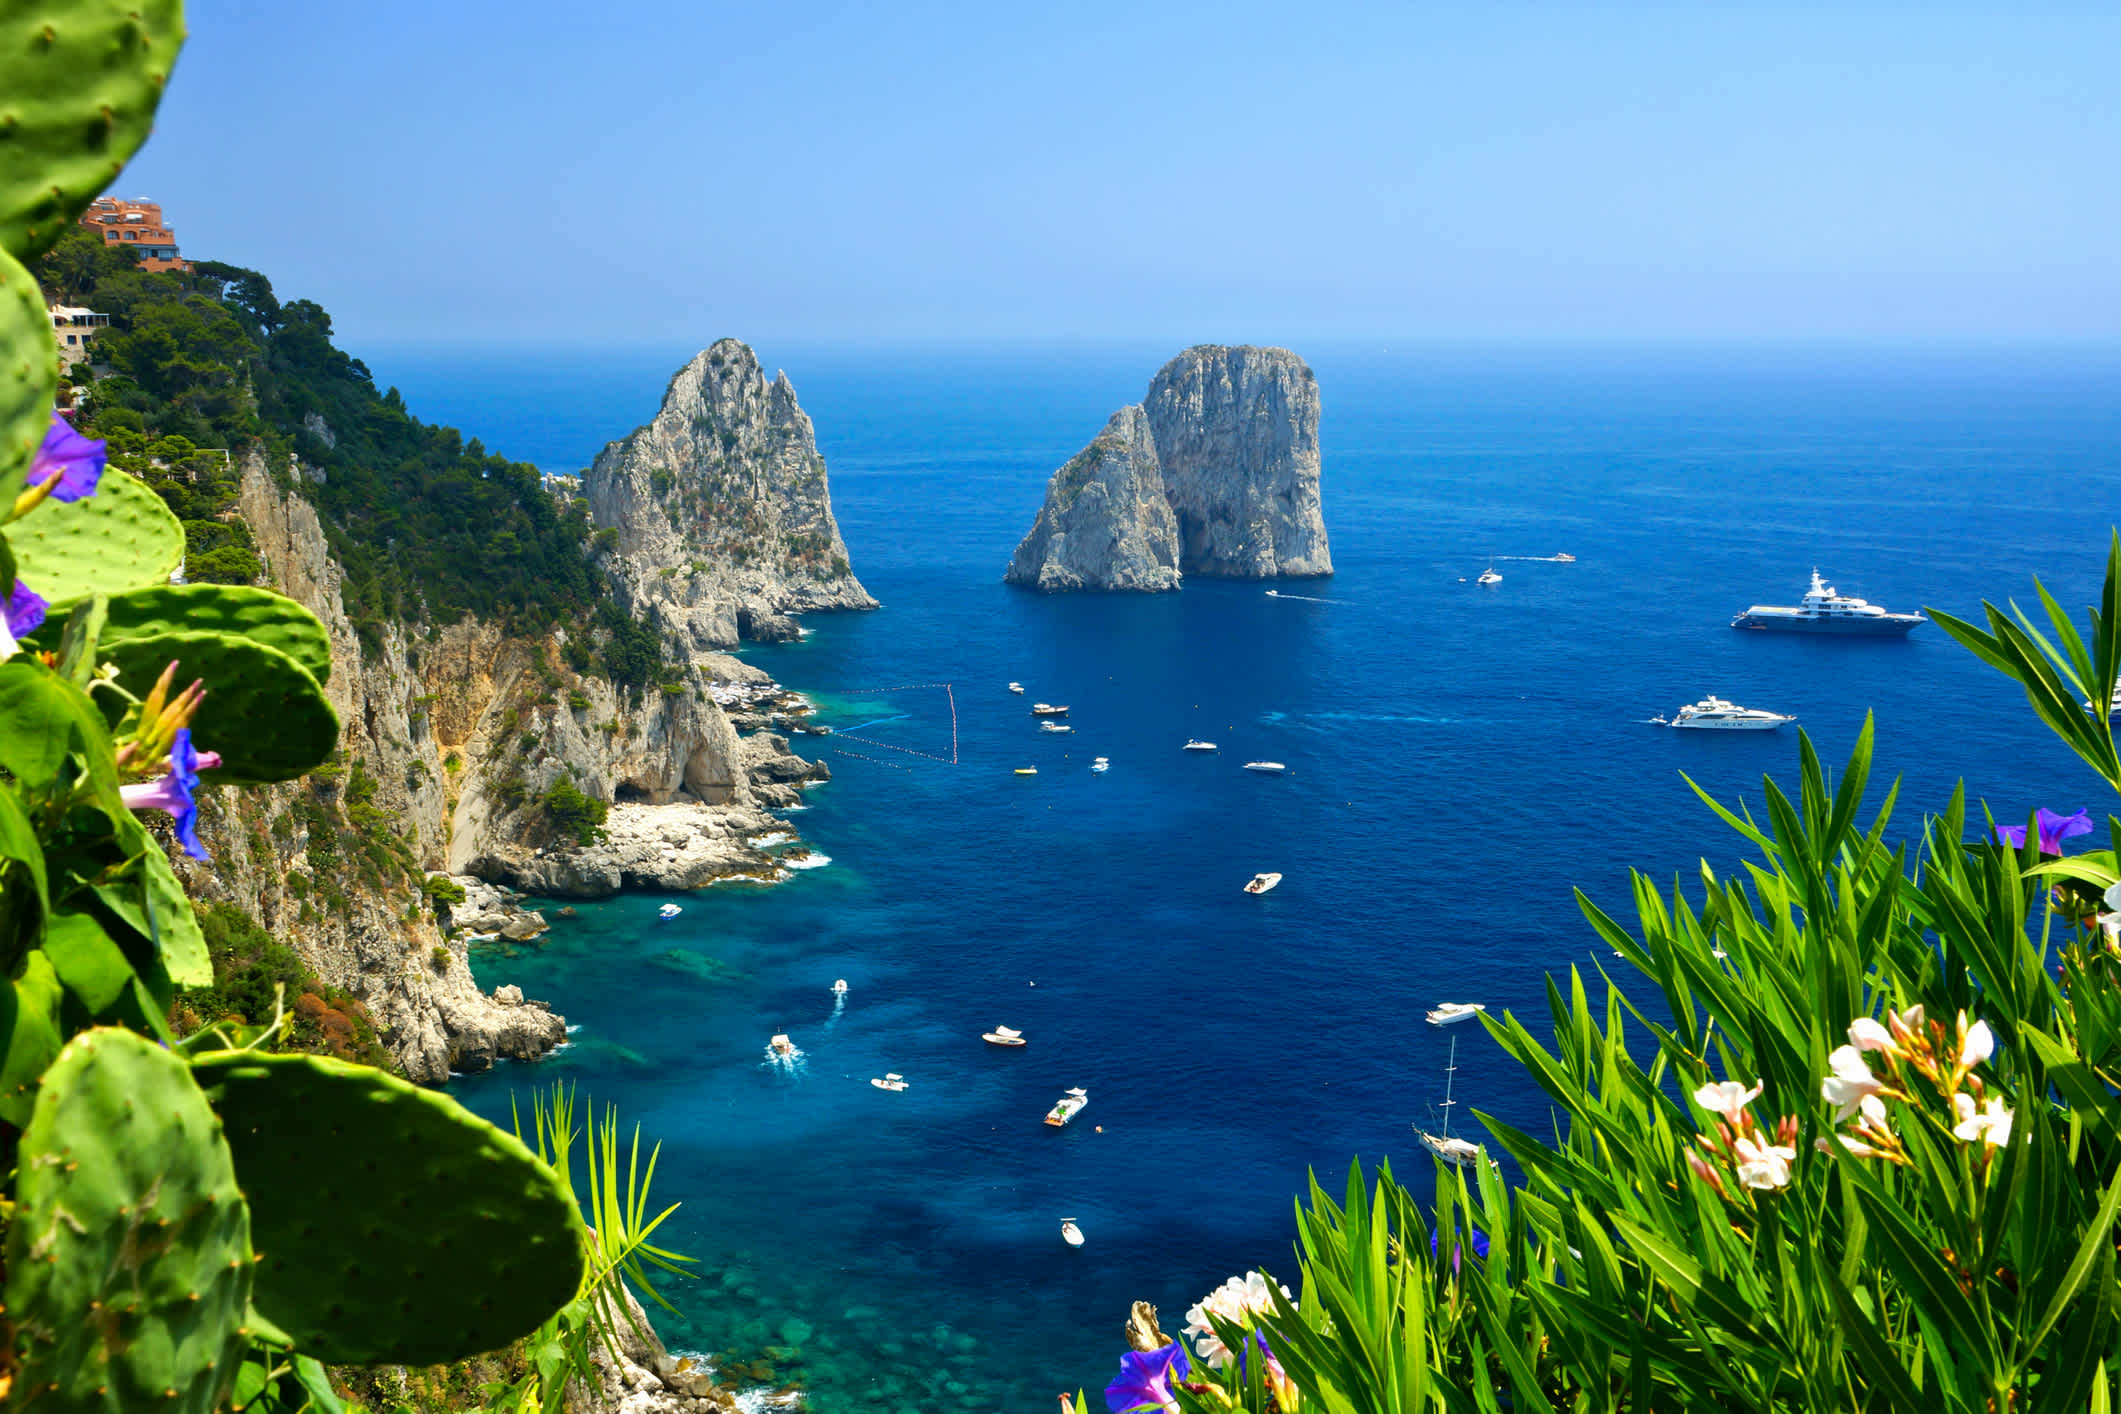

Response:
(52, 591), (107, 687)
(0, 950), (64, 1126)
(43, 906), (164, 1031)
(95, 810), (209, 989)
(6, 467), (185, 606)
(2026, 1159), (2121, 1353)
(93, 583), (333, 687)
(0, 247), (56, 506)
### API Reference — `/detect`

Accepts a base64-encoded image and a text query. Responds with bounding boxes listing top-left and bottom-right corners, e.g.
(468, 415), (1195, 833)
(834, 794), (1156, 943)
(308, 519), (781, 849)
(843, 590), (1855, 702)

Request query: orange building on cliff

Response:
(78, 196), (191, 273)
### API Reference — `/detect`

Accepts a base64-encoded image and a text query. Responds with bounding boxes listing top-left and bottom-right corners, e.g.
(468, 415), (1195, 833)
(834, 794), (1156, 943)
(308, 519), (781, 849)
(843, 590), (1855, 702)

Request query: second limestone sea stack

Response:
(1004, 345), (1331, 591)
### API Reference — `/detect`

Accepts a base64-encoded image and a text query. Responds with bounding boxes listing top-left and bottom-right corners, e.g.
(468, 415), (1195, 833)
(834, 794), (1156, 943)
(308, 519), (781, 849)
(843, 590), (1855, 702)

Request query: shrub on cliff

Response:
(542, 778), (610, 846)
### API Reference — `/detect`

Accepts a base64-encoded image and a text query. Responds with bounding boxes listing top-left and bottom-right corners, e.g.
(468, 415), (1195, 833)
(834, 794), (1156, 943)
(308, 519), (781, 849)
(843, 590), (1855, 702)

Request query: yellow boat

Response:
(1014, 767), (1038, 775)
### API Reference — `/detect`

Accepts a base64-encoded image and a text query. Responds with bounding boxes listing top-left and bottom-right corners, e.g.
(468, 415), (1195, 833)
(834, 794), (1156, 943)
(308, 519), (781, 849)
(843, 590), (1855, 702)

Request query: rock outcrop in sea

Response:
(1004, 344), (1330, 591)
(585, 339), (877, 646)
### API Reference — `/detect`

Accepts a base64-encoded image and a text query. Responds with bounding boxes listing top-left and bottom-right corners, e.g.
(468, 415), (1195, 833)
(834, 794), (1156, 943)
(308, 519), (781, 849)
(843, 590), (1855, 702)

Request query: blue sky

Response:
(126, 2), (2118, 344)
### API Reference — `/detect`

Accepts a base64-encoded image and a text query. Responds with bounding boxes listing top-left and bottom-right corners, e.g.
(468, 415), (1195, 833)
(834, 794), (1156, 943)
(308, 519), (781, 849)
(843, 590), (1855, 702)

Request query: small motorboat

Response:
(768, 1033), (796, 1058)
(1555, 553), (1576, 562)
(1014, 767), (1038, 776)
(1008, 682), (1025, 694)
(1090, 757), (1109, 774)
(982, 1025), (1026, 1047)
(1030, 703), (1070, 717)
(1477, 567), (1502, 586)
(831, 978), (849, 995)
(1244, 872), (1283, 895)
(1426, 1002), (1486, 1027)
(1039, 721), (1074, 734)
(658, 903), (683, 921)
(1243, 761), (1286, 775)
(870, 1073), (909, 1092)
(1061, 1219), (1085, 1247)
(1044, 1088), (1088, 1127)
(1182, 739), (1218, 752)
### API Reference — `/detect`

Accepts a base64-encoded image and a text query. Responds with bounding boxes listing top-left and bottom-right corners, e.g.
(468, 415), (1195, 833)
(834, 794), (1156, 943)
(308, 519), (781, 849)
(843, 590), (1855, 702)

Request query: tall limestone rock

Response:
(584, 339), (876, 646)
(1002, 345), (1330, 591)
(1003, 406), (1181, 592)
(1146, 345), (1330, 579)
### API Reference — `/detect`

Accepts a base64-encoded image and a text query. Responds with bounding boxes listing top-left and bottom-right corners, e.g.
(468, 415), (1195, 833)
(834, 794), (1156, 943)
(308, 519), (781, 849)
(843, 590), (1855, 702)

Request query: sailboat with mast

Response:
(1413, 1037), (1485, 1167)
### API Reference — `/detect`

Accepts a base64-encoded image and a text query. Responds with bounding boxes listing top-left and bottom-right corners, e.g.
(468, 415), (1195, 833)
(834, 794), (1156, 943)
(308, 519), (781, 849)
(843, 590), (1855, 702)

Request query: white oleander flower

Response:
(1692, 1079), (1763, 1125)
(1958, 1014), (1995, 1068)
(1821, 1045), (1885, 1120)
(1952, 1092), (2014, 1148)
(1847, 1016), (1896, 1053)
(1184, 1271), (1292, 1369)
(1732, 1134), (1797, 1191)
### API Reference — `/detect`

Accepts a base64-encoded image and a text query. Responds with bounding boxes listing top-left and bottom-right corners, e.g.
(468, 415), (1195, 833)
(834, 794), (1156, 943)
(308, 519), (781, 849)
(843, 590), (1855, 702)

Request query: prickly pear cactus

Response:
(97, 630), (339, 783)
(94, 583), (334, 686)
(192, 1050), (588, 1365)
(5, 1027), (253, 1414)
(0, 246), (56, 503)
(5, 467), (185, 605)
(0, 0), (188, 262)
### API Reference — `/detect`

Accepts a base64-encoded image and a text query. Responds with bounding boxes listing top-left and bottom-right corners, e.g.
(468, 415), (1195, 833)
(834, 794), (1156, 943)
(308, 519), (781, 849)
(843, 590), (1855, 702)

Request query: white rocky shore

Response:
(460, 798), (822, 900)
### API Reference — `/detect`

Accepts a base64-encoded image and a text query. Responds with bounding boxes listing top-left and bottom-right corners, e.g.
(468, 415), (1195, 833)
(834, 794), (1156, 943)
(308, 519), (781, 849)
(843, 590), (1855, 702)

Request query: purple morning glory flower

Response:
(120, 728), (217, 860)
(30, 414), (105, 502)
(1995, 807), (2095, 855)
(6, 578), (46, 638)
(1430, 1226), (1492, 1272)
(1105, 1343), (1188, 1414)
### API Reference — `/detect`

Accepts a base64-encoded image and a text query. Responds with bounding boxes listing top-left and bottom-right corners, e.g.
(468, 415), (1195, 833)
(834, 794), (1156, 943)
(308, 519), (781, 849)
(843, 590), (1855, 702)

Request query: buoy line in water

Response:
(830, 747), (914, 771)
(833, 683), (959, 762)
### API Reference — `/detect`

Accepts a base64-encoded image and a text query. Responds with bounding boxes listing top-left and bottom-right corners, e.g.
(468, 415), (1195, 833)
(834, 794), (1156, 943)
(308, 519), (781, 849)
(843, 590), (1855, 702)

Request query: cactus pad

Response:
(0, 245), (56, 503)
(191, 1050), (587, 1365)
(98, 630), (339, 784)
(0, 0), (187, 262)
(6, 467), (184, 605)
(96, 584), (334, 686)
(6, 1028), (253, 1414)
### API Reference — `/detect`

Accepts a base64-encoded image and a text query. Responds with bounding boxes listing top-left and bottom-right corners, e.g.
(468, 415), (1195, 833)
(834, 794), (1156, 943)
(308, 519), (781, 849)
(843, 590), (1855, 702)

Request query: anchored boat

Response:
(1030, 703), (1070, 717)
(1426, 1002), (1486, 1027)
(1652, 696), (1796, 730)
(1182, 739), (1218, 752)
(1090, 757), (1110, 774)
(1244, 872), (1283, 895)
(658, 903), (683, 920)
(982, 1025), (1026, 1047)
(870, 1073), (909, 1092)
(1039, 721), (1074, 734)
(1243, 761), (1287, 774)
(1061, 1219), (1085, 1247)
(1044, 1087), (1088, 1127)
(1414, 1037), (1486, 1167)
(1732, 569), (1924, 635)
(1008, 682), (1025, 694)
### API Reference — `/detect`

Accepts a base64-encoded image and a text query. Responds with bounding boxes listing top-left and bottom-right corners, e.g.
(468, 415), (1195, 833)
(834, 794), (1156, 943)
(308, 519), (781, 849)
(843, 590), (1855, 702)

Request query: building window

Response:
(65, 335), (76, 344)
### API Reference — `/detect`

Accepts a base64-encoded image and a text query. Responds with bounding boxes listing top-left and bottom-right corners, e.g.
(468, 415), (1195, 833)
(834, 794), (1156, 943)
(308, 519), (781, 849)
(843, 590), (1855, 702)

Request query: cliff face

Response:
(1003, 406), (1180, 592)
(1146, 345), (1330, 579)
(1003, 345), (1330, 591)
(584, 339), (876, 647)
(186, 453), (840, 1079)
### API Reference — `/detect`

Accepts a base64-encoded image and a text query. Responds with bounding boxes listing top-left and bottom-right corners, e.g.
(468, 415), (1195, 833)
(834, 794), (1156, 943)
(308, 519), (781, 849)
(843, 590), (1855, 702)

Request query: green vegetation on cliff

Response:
(37, 227), (610, 654)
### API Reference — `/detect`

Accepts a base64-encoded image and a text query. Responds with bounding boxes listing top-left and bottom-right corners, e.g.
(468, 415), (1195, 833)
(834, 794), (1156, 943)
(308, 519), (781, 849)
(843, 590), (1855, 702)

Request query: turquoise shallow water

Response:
(414, 342), (2121, 1410)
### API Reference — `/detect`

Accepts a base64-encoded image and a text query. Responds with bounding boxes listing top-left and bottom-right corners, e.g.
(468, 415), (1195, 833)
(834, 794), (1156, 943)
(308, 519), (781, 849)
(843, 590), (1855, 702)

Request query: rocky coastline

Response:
(1005, 344), (1332, 591)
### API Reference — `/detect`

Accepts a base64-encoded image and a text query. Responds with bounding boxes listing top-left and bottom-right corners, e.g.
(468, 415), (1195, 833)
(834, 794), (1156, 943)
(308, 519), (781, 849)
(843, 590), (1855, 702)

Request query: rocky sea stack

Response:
(586, 338), (878, 645)
(1005, 345), (1330, 591)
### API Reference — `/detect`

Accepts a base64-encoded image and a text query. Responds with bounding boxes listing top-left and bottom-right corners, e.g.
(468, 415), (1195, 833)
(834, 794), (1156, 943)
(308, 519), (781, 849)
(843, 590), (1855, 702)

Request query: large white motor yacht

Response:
(1655, 696), (1796, 731)
(1732, 570), (1923, 635)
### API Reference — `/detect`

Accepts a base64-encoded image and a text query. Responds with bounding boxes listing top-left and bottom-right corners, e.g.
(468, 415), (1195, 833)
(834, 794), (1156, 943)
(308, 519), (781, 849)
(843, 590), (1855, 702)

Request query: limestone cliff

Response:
(1003, 406), (1180, 592)
(584, 339), (876, 646)
(1147, 345), (1330, 578)
(1003, 344), (1331, 590)
(184, 453), (838, 1080)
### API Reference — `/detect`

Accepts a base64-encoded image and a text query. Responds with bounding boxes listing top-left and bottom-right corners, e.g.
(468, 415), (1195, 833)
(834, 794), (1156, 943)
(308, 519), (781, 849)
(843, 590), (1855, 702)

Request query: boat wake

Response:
(762, 1042), (807, 1075)
(1264, 590), (1347, 604)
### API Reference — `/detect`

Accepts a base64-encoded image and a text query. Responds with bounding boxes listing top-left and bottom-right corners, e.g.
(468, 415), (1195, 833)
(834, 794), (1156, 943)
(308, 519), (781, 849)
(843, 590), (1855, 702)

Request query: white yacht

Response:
(1182, 739), (1218, 752)
(1090, 756), (1109, 773)
(1414, 1036), (1486, 1168)
(1030, 703), (1070, 717)
(1039, 721), (1074, 734)
(1243, 761), (1287, 775)
(1044, 1088), (1089, 1127)
(1477, 567), (1502, 586)
(657, 903), (683, 921)
(1426, 1002), (1486, 1027)
(870, 1073), (909, 1092)
(1653, 696), (1796, 731)
(1008, 682), (1025, 694)
(1732, 570), (1924, 635)
(982, 1025), (1026, 1048)
(1060, 1219), (1085, 1247)
(1244, 872), (1283, 895)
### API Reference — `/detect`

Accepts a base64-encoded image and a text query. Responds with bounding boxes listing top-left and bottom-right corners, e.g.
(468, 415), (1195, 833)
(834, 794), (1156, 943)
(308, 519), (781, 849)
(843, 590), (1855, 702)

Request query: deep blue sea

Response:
(369, 340), (2121, 1411)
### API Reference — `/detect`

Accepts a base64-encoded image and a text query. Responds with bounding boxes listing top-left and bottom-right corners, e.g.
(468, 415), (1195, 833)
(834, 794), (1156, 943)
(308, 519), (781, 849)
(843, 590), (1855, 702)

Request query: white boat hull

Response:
(1426, 1005), (1485, 1026)
(1668, 717), (1790, 731)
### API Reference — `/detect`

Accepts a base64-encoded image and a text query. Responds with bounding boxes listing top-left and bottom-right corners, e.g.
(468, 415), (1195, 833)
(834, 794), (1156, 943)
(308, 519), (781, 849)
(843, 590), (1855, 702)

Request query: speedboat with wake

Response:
(870, 1073), (909, 1092)
(1652, 696), (1795, 730)
(831, 979), (849, 995)
(1244, 872), (1282, 895)
(1477, 567), (1502, 585)
(658, 903), (683, 921)
(1044, 1088), (1088, 1127)
(1426, 1001), (1486, 1027)
(768, 1033), (797, 1059)
(982, 1025), (1026, 1047)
